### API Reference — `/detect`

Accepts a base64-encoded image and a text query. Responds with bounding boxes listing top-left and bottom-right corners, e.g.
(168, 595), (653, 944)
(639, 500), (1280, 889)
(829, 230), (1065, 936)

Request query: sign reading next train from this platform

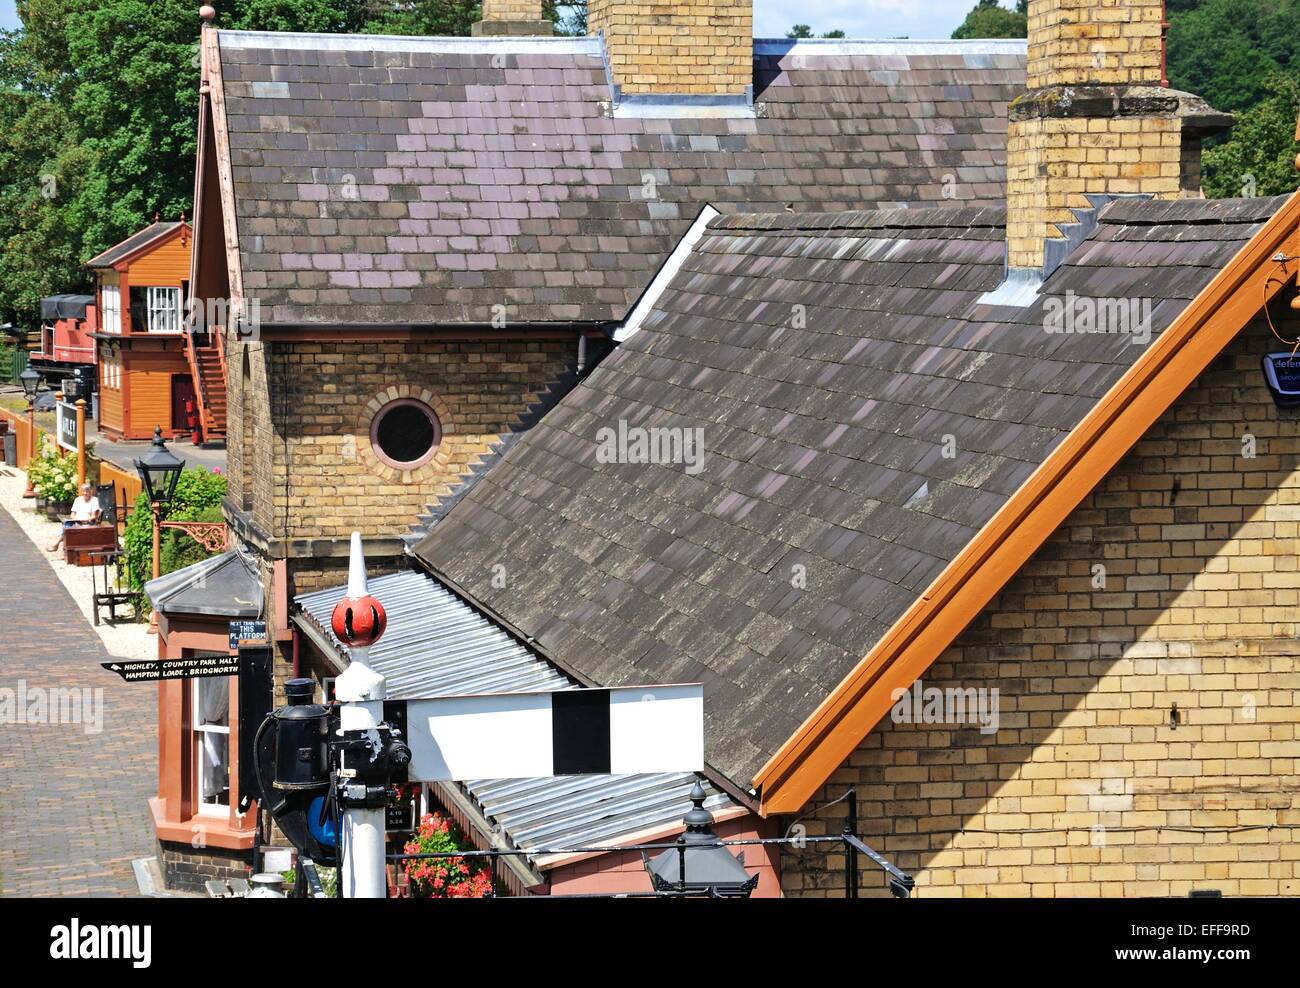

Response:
(399, 683), (704, 781)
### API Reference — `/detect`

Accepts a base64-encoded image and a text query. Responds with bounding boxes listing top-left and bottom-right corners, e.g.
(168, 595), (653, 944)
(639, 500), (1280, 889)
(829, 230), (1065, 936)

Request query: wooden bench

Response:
(64, 524), (118, 567)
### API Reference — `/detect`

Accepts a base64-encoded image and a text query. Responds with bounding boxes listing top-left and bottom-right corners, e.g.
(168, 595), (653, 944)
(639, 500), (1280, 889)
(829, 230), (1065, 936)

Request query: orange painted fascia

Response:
(755, 190), (1300, 815)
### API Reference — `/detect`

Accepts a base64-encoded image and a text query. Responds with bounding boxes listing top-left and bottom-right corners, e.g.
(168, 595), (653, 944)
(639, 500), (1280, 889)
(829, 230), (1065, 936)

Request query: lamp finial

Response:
(332, 532), (387, 648)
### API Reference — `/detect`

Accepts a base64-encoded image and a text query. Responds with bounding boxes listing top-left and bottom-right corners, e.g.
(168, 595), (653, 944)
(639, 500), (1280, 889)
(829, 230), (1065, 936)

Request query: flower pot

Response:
(47, 500), (71, 521)
(34, 495), (47, 511)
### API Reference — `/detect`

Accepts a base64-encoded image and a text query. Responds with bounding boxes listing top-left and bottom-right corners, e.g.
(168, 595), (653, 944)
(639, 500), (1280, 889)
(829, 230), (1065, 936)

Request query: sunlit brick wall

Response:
(1027, 0), (1166, 90)
(783, 317), (1300, 897)
(589, 0), (753, 96)
(1006, 115), (1191, 270)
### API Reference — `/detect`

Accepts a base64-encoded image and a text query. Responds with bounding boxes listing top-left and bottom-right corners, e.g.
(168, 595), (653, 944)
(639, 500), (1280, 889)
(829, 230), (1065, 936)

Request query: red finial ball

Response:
(199, 5), (216, 23)
(331, 594), (387, 647)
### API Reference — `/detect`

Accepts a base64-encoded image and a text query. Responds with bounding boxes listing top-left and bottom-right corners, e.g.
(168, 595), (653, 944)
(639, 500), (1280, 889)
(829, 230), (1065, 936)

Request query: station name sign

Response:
(56, 401), (78, 452)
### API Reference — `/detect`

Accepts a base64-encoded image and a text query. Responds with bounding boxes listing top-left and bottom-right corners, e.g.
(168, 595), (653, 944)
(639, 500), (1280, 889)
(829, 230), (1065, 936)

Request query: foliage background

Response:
(950, 0), (1300, 200)
(121, 466), (227, 591)
(4, 1), (1300, 330)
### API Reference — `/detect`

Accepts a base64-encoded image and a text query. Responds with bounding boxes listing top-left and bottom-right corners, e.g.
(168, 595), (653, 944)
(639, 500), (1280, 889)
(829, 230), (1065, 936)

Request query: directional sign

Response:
(399, 683), (704, 782)
(101, 654), (241, 683)
(228, 619), (268, 652)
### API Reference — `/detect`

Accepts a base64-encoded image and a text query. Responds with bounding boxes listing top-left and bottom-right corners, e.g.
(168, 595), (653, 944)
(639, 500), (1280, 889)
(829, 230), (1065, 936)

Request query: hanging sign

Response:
(101, 654), (241, 683)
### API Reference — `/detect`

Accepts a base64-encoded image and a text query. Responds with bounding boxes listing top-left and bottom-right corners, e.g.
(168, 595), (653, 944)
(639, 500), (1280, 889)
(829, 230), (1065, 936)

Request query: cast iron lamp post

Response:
(134, 426), (185, 630)
(19, 366), (41, 498)
(644, 779), (758, 897)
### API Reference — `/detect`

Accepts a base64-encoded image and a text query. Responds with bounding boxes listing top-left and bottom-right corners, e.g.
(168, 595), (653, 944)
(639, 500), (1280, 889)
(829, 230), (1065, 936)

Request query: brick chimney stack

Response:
(589, 0), (753, 97)
(1006, 0), (1232, 274)
(471, 0), (553, 37)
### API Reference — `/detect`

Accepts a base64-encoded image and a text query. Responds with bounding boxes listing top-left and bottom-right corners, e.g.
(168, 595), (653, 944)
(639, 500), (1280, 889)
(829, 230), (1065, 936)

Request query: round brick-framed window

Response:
(369, 397), (442, 470)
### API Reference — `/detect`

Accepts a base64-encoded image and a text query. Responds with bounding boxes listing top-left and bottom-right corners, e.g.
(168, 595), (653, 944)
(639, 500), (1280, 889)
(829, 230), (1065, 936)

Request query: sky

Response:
(0, 1), (989, 39)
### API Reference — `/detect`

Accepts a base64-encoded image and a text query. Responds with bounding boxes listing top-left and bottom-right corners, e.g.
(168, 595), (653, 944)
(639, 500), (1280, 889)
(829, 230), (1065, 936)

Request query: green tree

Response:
(1203, 72), (1300, 200)
(361, 0), (479, 36)
(1166, 0), (1300, 114)
(951, 0), (1027, 40)
(0, 1), (510, 328)
(786, 23), (847, 39)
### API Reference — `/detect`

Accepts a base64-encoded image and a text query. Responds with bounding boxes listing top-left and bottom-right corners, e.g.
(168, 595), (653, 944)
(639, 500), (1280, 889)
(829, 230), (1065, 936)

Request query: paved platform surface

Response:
(92, 434), (227, 476)
(0, 505), (156, 896)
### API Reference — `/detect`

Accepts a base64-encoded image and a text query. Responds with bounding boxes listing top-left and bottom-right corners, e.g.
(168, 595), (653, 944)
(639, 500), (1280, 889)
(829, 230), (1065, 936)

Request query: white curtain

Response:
(197, 678), (229, 801)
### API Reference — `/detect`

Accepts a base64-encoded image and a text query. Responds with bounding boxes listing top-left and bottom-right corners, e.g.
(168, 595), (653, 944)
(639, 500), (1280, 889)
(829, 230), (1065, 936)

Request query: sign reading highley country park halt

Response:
(100, 654), (241, 683)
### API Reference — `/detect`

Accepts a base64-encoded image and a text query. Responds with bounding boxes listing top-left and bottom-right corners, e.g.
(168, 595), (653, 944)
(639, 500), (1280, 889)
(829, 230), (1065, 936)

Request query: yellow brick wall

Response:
(1007, 115), (1191, 270)
(236, 338), (575, 543)
(781, 316), (1300, 897)
(588, 0), (752, 96)
(1027, 0), (1166, 89)
(482, 0), (542, 21)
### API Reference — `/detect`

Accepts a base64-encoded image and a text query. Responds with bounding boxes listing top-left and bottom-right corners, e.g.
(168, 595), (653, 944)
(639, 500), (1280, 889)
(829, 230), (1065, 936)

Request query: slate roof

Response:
(410, 194), (1284, 788)
(213, 32), (1025, 326)
(86, 221), (183, 269)
(145, 547), (263, 619)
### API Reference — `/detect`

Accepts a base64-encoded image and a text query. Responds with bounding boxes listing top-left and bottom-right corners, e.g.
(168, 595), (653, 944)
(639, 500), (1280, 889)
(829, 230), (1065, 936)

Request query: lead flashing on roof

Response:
(615, 204), (721, 343)
(217, 29), (601, 54)
(976, 267), (1044, 308)
(753, 38), (1027, 56)
(610, 93), (759, 119)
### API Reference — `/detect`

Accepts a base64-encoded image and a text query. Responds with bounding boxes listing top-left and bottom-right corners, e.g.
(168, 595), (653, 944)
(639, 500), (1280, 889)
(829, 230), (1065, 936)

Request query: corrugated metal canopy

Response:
(294, 569), (738, 867)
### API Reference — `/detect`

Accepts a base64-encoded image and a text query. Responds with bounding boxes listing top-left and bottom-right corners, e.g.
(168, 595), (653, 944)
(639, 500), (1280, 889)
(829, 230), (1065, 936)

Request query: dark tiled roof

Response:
(410, 195), (1282, 787)
(86, 221), (183, 269)
(215, 33), (1025, 326)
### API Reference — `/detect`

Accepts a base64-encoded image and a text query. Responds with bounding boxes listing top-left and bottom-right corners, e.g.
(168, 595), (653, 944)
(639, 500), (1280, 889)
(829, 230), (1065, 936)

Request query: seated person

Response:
(48, 482), (103, 552)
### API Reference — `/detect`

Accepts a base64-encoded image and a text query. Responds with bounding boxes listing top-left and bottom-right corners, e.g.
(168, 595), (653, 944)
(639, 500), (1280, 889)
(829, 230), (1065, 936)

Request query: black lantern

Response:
(643, 780), (758, 898)
(19, 366), (41, 399)
(134, 426), (185, 506)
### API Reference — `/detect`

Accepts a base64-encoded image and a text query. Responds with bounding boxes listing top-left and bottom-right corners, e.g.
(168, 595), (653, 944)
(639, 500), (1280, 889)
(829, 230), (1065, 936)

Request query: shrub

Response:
(31, 450), (77, 502)
(122, 467), (228, 592)
(401, 813), (493, 898)
(159, 504), (225, 574)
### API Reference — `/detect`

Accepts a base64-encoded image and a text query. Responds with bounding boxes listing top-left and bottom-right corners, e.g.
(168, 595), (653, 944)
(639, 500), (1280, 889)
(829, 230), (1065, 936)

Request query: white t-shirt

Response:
(70, 495), (100, 522)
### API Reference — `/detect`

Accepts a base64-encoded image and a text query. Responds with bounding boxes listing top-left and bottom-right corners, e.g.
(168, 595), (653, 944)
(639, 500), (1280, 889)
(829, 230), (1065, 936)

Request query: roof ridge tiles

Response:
(709, 204), (1007, 235)
(1099, 194), (1292, 227)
